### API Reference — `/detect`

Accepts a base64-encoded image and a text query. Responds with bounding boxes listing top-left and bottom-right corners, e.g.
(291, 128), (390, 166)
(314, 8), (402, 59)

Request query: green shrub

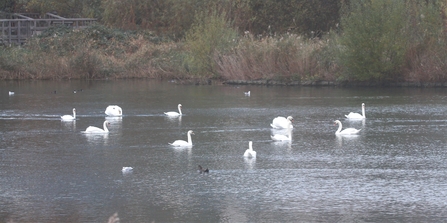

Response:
(184, 10), (238, 77)
(338, 0), (409, 82)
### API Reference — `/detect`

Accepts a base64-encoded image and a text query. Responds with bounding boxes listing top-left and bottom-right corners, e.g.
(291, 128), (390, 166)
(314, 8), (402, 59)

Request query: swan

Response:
(105, 105), (122, 116)
(61, 108), (76, 121)
(244, 91), (250, 96)
(243, 141), (257, 158)
(270, 116), (294, 129)
(85, 120), (110, 134)
(164, 104), (182, 117)
(169, 130), (194, 147)
(122, 167), (133, 173)
(271, 121), (292, 141)
(334, 120), (361, 135)
(345, 103), (366, 120)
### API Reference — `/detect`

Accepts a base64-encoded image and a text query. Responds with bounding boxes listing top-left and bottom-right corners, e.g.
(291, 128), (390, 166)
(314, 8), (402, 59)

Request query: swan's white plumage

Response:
(105, 105), (122, 116)
(243, 141), (256, 158)
(8, 91), (14, 95)
(334, 120), (361, 135)
(164, 104), (182, 117)
(345, 103), (366, 120)
(270, 116), (294, 129)
(85, 120), (110, 134)
(61, 108), (76, 121)
(169, 130), (194, 147)
(271, 120), (292, 141)
(244, 91), (250, 96)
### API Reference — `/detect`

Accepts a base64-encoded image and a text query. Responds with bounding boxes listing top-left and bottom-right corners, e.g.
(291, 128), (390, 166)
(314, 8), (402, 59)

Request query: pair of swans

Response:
(61, 108), (76, 121)
(169, 130), (194, 147)
(271, 116), (293, 141)
(243, 141), (256, 158)
(105, 105), (122, 117)
(345, 103), (366, 120)
(164, 104), (183, 117)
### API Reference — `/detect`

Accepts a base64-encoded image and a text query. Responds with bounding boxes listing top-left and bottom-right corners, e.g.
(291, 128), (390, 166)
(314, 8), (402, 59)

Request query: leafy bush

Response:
(338, 0), (409, 82)
(184, 10), (238, 77)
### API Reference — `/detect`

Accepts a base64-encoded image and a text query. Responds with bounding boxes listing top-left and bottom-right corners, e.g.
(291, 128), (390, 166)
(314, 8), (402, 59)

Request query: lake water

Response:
(1, 80), (447, 222)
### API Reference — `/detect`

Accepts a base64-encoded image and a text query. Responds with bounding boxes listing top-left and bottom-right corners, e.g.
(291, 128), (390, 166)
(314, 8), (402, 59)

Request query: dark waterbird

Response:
(198, 165), (209, 174)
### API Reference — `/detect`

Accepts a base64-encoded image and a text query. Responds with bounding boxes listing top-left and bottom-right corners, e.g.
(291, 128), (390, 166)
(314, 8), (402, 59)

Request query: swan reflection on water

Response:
(164, 115), (182, 123)
(61, 120), (76, 131)
(335, 134), (360, 147)
(84, 133), (109, 144)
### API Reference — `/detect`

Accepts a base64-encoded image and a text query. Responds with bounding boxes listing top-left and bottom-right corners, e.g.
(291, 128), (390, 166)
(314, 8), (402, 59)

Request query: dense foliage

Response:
(0, 0), (446, 84)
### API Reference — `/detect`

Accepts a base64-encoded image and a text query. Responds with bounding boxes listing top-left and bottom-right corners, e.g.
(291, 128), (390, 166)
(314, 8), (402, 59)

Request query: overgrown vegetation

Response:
(0, 0), (446, 85)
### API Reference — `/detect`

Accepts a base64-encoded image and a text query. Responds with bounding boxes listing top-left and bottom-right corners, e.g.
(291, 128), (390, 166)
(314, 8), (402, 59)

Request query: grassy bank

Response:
(1, 1), (447, 85)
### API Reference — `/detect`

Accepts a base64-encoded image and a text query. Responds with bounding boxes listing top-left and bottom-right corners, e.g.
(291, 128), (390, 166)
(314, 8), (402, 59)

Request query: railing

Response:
(0, 13), (96, 45)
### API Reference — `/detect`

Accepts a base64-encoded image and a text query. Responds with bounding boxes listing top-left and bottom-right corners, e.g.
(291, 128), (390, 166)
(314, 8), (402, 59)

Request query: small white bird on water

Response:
(122, 167), (133, 173)
(244, 91), (250, 96)
(8, 91), (14, 95)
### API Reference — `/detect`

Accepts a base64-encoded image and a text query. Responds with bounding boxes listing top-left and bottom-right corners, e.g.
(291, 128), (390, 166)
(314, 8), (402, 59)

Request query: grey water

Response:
(1, 80), (447, 222)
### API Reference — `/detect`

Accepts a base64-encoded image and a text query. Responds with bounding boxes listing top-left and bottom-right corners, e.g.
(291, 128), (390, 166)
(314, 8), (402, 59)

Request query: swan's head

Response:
(178, 104), (182, 108)
(334, 120), (341, 125)
(188, 130), (194, 135)
(362, 103), (365, 107)
(287, 116), (294, 122)
(73, 108), (76, 112)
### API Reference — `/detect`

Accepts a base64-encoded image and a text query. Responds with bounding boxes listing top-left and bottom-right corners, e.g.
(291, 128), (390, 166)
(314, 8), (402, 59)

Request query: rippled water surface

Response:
(1, 80), (447, 222)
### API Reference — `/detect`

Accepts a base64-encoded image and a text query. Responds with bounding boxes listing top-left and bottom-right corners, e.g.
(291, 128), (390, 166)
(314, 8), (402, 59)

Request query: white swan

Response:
(85, 120), (110, 134)
(271, 121), (292, 141)
(345, 103), (366, 120)
(164, 104), (182, 117)
(169, 130), (194, 147)
(243, 141), (257, 158)
(61, 108), (76, 121)
(334, 120), (361, 135)
(270, 116), (294, 129)
(244, 91), (250, 96)
(105, 105), (122, 116)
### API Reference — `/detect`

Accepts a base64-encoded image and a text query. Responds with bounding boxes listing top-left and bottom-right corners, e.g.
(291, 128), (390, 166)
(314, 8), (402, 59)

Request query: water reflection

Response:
(2, 80), (447, 222)
(84, 133), (109, 144)
(60, 120), (76, 131)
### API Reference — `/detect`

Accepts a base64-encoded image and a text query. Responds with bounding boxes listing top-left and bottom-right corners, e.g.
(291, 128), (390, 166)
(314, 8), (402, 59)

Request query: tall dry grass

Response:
(215, 33), (335, 82)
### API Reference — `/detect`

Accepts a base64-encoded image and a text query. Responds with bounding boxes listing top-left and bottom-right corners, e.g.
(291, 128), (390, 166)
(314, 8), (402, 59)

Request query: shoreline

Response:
(223, 79), (447, 88)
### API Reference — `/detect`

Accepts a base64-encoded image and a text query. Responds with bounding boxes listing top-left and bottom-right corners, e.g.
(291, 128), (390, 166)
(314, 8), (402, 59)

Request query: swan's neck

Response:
(362, 105), (366, 118)
(249, 142), (253, 151)
(336, 122), (342, 134)
(103, 122), (109, 132)
(187, 132), (192, 144)
(73, 111), (76, 119)
(178, 106), (182, 115)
